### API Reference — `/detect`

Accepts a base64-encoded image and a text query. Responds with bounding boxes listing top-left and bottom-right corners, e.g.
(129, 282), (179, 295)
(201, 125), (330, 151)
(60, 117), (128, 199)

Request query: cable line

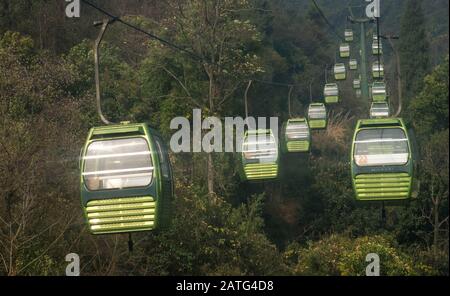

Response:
(251, 79), (294, 87)
(80, 0), (203, 62)
(310, 0), (344, 42)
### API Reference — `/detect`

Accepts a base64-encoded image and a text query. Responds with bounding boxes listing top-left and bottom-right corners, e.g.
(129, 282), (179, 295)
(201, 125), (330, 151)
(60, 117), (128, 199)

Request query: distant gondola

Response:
(307, 103), (327, 130)
(370, 102), (390, 118)
(241, 129), (279, 181)
(283, 118), (311, 153)
(334, 63), (347, 80)
(324, 83), (339, 104)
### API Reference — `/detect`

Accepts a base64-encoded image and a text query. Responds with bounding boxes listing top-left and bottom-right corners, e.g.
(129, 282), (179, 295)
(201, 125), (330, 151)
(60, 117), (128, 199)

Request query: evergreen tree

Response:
(407, 57), (449, 140)
(399, 0), (430, 105)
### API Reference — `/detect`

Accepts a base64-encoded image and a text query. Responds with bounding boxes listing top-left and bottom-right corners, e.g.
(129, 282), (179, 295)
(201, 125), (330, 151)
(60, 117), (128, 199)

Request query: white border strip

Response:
(83, 167), (154, 176)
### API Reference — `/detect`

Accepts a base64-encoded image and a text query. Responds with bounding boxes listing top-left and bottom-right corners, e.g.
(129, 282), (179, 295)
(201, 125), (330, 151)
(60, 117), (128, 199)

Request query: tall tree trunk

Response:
(206, 68), (215, 196)
(207, 153), (214, 196)
(433, 193), (439, 259)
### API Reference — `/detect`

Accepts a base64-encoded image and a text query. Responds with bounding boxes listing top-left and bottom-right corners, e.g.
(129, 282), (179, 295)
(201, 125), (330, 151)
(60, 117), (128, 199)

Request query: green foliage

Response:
(0, 1), (448, 276)
(407, 57), (449, 140)
(0, 31), (34, 60)
(119, 184), (287, 275)
(0, 31), (75, 118)
(399, 0), (430, 103)
(285, 234), (435, 276)
(395, 60), (449, 262)
(0, 31), (87, 275)
(65, 38), (142, 124)
(338, 236), (417, 276)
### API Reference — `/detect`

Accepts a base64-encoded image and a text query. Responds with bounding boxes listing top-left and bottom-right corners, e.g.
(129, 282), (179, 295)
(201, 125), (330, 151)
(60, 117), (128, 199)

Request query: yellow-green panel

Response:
(87, 196), (154, 206)
(287, 141), (310, 152)
(87, 208), (155, 219)
(309, 120), (327, 129)
(244, 163), (278, 180)
(89, 214), (155, 225)
(335, 74), (346, 80)
(325, 96), (339, 104)
(86, 202), (155, 213)
(90, 221), (155, 234)
(354, 173), (412, 201)
(86, 196), (156, 234)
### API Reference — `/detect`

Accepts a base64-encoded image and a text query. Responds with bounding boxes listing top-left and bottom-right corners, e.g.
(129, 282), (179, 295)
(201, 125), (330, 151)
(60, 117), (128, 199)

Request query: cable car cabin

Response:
(334, 63), (347, 80)
(345, 29), (354, 42)
(324, 83), (339, 104)
(307, 103), (327, 129)
(80, 123), (174, 235)
(283, 118), (311, 153)
(241, 129), (279, 181)
(349, 59), (358, 70)
(353, 79), (361, 89)
(351, 118), (414, 202)
(372, 40), (383, 55)
(339, 43), (350, 58)
(373, 32), (378, 41)
(370, 102), (390, 118)
(371, 82), (387, 101)
(372, 62), (384, 79)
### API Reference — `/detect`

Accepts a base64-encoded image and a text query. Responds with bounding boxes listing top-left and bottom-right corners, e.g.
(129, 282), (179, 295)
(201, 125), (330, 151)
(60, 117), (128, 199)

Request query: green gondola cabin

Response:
(324, 83), (339, 104)
(80, 122), (173, 235)
(372, 61), (384, 79)
(283, 118), (311, 153)
(339, 43), (350, 58)
(241, 129), (279, 181)
(373, 32), (378, 41)
(370, 102), (390, 118)
(351, 118), (414, 202)
(307, 103), (327, 129)
(371, 81), (387, 101)
(349, 59), (358, 70)
(372, 40), (383, 55)
(345, 29), (354, 42)
(334, 63), (347, 80)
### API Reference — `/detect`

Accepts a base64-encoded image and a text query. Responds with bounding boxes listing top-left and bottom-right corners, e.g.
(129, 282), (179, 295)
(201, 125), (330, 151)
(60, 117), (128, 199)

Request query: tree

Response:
(285, 234), (434, 276)
(407, 57), (449, 140)
(0, 31), (87, 275)
(138, 0), (264, 196)
(400, 57), (449, 269)
(399, 0), (430, 105)
(419, 130), (449, 260)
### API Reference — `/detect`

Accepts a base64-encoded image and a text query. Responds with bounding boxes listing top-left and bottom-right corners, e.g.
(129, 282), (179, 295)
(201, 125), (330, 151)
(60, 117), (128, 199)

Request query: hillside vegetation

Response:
(0, 0), (448, 275)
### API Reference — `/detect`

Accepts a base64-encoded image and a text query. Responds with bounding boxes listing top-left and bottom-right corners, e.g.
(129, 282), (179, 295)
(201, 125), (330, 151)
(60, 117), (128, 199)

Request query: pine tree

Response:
(399, 0), (430, 105)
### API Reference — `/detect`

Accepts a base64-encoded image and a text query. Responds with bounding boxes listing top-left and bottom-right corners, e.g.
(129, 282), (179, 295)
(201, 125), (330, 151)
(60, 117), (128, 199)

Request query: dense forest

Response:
(0, 0), (448, 276)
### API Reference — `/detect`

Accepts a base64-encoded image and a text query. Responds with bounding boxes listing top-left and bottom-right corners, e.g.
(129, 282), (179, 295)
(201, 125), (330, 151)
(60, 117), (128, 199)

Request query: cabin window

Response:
(286, 123), (309, 140)
(243, 134), (278, 163)
(372, 87), (386, 95)
(354, 128), (409, 167)
(83, 137), (153, 190)
(308, 107), (326, 119)
(324, 85), (338, 96)
(370, 103), (390, 117)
